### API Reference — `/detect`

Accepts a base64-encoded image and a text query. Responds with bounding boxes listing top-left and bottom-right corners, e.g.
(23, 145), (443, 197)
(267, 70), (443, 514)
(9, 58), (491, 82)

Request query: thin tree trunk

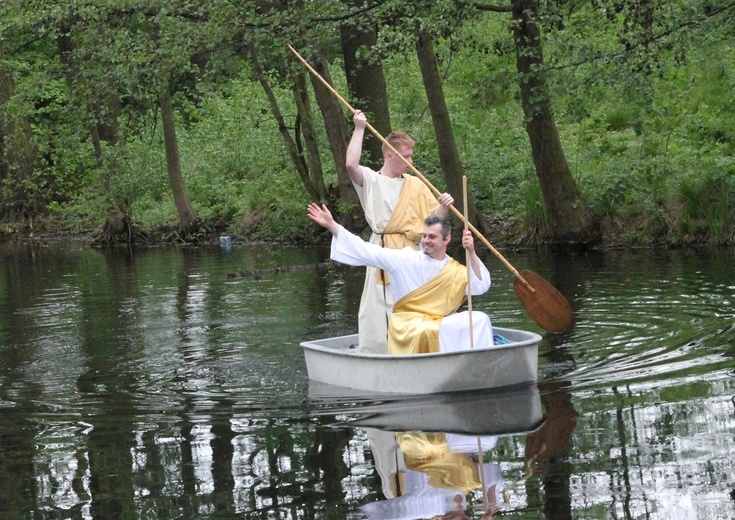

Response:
(512, 0), (598, 244)
(250, 47), (322, 202)
(293, 73), (329, 201)
(57, 27), (132, 242)
(415, 28), (485, 232)
(160, 89), (198, 236)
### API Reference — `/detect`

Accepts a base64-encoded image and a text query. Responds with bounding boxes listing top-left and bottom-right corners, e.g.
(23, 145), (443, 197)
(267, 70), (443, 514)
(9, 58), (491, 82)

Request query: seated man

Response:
(307, 203), (494, 354)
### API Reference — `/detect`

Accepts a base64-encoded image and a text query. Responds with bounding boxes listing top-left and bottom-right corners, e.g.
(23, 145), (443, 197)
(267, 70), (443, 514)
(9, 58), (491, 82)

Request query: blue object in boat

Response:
(493, 334), (511, 345)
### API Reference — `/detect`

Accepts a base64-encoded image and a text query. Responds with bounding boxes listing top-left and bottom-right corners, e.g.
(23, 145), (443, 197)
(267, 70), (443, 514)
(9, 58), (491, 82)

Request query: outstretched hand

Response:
(307, 203), (339, 235)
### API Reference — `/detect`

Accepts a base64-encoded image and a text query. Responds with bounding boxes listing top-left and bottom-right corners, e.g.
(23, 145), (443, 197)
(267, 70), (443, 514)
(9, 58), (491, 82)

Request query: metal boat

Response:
(301, 326), (541, 394)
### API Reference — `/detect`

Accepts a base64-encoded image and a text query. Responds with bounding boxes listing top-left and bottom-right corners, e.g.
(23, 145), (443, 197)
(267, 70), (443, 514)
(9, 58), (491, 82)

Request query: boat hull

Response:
(301, 326), (541, 394)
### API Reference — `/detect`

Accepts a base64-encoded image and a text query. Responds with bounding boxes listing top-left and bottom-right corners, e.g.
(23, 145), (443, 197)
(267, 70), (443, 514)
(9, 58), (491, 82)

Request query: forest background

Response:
(1, 0), (733, 247)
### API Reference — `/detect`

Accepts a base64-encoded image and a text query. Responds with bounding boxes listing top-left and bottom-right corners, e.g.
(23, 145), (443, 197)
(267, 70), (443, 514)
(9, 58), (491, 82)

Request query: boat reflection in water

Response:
(308, 382), (549, 518)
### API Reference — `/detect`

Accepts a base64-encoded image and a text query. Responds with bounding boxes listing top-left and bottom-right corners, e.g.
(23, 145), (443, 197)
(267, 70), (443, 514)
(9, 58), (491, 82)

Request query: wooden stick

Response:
(477, 437), (489, 513)
(464, 176), (474, 349)
(287, 44), (535, 293)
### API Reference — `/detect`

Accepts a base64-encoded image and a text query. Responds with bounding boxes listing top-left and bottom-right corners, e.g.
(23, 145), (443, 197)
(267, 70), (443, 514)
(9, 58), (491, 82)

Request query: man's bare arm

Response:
(345, 110), (368, 186)
(462, 230), (484, 279)
(433, 193), (454, 217)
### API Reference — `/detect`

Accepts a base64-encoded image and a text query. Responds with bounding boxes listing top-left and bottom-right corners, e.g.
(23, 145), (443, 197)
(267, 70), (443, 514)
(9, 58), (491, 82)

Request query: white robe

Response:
(362, 431), (503, 519)
(332, 225), (495, 351)
(352, 167), (406, 354)
(360, 468), (467, 520)
(362, 428), (466, 520)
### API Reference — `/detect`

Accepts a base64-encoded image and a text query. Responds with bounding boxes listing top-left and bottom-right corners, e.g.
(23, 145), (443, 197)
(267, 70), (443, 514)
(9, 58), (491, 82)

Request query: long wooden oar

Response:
(288, 44), (572, 333)
(465, 177), (489, 512)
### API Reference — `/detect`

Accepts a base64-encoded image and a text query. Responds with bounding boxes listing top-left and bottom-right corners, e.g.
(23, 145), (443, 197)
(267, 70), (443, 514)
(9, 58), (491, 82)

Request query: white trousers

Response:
(438, 311), (494, 352)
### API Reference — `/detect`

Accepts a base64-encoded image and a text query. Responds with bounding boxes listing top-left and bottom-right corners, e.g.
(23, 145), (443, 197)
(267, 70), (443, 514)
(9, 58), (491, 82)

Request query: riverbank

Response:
(0, 212), (726, 250)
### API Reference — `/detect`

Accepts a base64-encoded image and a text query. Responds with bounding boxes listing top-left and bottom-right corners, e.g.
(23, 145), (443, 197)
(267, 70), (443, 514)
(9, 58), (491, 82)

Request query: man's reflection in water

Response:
(361, 429), (504, 519)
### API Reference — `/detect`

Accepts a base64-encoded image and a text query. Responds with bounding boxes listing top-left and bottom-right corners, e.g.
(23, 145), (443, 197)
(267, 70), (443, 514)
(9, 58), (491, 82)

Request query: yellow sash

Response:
(397, 432), (481, 493)
(375, 174), (439, 285)
(388, 259), (467, 355)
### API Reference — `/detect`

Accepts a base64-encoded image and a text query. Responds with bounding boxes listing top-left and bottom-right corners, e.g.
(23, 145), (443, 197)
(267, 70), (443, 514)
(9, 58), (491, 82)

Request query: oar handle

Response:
(288, 44), (535, 293)
(288, 44), (358, 114)
(463, 176), (474, 349)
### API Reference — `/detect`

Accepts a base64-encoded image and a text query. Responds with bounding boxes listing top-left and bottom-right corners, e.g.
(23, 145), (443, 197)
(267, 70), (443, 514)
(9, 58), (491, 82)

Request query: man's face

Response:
(386, 145), (413, 172)
(421, 223), (449, 259)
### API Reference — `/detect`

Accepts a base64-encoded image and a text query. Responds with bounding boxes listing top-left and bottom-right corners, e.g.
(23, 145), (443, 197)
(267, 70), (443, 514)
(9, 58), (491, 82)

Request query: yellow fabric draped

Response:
(388, 259), (467, 355)
(397, 432), (481, 494)
(375, 174), (439, 285)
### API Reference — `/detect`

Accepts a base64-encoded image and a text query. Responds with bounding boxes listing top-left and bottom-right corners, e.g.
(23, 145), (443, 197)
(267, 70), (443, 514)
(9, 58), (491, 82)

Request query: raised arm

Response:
(308, 203), (410, 273)
(463, 230), (491, 294)
(345, 110), (368, 187)
(433, 193), (454, 217)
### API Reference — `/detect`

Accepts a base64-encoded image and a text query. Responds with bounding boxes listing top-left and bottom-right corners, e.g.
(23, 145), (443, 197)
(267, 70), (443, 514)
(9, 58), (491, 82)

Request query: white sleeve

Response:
(330, 225), (407, 272)
(352, 166), (377, 209)
(468, 260), (491, 296)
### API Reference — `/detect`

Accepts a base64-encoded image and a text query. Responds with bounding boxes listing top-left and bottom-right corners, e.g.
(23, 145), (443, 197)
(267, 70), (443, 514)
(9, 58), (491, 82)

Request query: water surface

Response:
(0, 240), (733, 519)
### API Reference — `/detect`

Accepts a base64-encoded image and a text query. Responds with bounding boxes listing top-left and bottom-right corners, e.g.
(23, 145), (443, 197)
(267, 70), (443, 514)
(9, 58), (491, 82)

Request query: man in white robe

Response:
(307, 203), (494, 353)
(346, 110), (454, 354)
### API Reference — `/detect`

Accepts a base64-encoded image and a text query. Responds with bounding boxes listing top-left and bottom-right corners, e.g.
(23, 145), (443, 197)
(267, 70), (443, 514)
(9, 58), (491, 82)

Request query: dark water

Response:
(1, 239), (734, 519)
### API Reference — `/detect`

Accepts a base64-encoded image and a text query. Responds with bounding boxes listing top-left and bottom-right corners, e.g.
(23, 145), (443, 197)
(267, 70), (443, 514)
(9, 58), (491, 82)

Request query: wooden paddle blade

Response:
(513, 270), (573, 333)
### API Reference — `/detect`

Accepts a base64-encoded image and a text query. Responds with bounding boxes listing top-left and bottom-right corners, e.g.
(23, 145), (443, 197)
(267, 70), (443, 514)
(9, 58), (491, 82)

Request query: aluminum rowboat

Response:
(301, 326), (541, 394)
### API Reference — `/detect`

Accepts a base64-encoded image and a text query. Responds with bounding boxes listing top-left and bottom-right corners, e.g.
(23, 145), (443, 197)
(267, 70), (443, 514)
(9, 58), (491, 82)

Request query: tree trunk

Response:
(160, 89), (198, 236)
(292, 73), (329, 201)
(57, 27), (132, 242)
(341, 21), (391, 170)
(309, 59), (364, 230)
(511, 0), (598, 244)
(250, 47), (322, 202)
(415, 28), (486, 232)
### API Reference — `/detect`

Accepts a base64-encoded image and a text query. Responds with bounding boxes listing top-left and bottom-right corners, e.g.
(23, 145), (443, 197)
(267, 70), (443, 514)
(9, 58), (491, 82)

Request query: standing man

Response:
(346, 109), (454, 353)
(307, 203), (494, 355)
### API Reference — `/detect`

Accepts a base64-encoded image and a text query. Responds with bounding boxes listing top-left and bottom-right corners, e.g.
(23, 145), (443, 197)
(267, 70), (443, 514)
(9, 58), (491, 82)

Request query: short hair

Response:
(424, 215), (451, 239)
(383, 131), (415, 154)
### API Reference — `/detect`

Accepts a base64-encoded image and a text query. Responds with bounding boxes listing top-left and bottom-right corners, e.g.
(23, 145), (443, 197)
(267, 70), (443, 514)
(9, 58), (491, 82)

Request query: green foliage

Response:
(534, 0), (735, 244)
(520, 180), (547, 240)
(2, 0), (734, 246)
(113, 72), (313, 239)
(677, 173), (735, 244)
